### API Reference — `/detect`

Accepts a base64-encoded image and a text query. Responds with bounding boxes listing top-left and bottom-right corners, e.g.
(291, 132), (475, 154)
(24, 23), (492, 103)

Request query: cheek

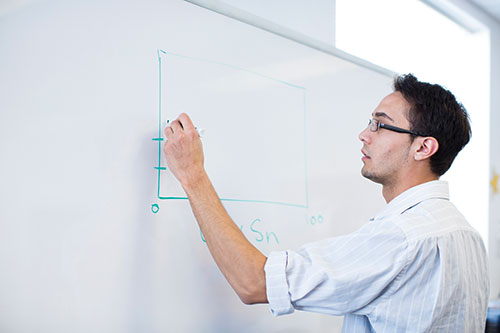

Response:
(384, 143), (412, 163)
(372, 141), (407, 163)
(372, 143), (393, 159)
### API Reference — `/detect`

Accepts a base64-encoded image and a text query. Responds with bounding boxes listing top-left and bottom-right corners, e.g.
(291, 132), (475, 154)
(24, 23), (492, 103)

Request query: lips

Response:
(361, 149), (370, 159)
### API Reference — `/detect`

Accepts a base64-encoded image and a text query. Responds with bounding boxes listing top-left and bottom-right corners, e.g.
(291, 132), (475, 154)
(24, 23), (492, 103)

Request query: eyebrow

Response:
(372, 112), (394, 122)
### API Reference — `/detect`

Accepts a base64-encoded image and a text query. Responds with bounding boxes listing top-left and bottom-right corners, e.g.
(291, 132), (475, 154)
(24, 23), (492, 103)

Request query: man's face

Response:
(358, 92), (414, 185)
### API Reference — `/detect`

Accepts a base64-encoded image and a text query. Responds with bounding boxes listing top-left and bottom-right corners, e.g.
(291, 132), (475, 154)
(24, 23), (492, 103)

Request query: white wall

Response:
(489, 24), (500, 299)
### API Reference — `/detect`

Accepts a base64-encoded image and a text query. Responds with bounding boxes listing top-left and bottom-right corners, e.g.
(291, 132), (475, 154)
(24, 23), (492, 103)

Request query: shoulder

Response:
(389, 198), (479, 243)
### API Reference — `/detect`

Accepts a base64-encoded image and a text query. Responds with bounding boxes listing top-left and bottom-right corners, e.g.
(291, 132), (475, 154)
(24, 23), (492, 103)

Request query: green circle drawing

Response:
(151, 203), (160, 214)
(310, 216), (316, 225)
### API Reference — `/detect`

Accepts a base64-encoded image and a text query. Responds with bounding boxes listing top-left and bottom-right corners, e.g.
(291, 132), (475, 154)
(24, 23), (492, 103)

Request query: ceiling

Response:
(469, 0), (500, 23)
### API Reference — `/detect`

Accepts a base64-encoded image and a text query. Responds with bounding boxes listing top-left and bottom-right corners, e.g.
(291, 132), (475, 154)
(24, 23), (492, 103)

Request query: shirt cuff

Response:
(264, 250), (294, 316)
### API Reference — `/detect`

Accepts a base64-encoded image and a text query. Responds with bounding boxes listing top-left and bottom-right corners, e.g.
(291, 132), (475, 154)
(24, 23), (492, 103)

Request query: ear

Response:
(414, 137), (439, 161)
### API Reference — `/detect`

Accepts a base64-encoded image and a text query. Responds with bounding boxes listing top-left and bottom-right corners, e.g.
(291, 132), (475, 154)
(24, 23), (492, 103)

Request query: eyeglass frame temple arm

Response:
(379, 122), (428, 137)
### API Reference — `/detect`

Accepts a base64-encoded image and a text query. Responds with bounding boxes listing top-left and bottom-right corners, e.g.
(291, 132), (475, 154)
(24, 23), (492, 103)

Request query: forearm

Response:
(162, 113), (267, 303)
(182, 171), (268, 304)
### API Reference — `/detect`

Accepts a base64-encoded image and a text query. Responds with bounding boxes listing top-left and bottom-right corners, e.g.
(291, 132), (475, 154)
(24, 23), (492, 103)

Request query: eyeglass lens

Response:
(369, 119), (378, 132)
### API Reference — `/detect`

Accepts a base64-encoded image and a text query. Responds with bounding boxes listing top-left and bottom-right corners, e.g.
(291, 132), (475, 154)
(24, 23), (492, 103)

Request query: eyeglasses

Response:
(368, 119), (427, 137)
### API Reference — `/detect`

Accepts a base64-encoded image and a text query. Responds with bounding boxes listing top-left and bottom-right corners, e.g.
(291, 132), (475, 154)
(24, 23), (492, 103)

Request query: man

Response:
(163, 74), (489, 332)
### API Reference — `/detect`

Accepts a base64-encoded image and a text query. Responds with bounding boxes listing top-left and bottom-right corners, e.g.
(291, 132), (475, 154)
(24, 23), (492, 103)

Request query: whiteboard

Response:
(0, 0), (392, 332)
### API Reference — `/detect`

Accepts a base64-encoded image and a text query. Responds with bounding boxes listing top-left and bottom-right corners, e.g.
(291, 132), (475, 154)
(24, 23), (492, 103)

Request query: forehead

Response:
(372, 91), (410, 124)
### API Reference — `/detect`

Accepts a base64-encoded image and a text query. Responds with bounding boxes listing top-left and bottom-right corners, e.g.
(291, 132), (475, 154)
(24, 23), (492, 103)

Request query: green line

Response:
(220, 198), (307, 208)
(157, 49), (162, 198)
(158, 196), (189, 200)
(158, 196), (307, 208)
(156, 49), (309, 209)
(159, 49), (306, 90)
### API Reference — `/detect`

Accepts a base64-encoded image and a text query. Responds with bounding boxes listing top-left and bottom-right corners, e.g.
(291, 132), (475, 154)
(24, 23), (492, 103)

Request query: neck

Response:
(382, 173), (439, 203)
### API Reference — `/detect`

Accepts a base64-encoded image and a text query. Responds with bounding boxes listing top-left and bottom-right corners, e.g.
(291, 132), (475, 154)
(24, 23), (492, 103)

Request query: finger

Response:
(164, 125), (173, 138)
(178, 113), (196, 134)
(169, 119), (183, 133)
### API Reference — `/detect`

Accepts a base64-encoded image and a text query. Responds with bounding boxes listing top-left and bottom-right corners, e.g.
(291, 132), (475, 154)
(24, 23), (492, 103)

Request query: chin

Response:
(362, 170), (384, 184)
(361, 167), (371, 179)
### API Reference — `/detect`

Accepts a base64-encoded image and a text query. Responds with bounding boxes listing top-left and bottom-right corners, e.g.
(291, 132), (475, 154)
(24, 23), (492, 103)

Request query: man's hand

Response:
(163, 113), (205, 188)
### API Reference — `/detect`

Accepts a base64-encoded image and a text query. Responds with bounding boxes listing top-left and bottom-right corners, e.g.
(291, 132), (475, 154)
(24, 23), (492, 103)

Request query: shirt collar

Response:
(372, 180), (450, 221)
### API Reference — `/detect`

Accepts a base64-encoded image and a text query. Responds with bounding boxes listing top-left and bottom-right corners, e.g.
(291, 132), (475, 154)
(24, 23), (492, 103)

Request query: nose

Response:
(359, 125), (371, 144)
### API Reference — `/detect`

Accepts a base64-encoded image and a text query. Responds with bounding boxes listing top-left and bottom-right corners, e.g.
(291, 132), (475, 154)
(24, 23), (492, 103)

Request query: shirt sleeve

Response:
(264, 219), (410, 317)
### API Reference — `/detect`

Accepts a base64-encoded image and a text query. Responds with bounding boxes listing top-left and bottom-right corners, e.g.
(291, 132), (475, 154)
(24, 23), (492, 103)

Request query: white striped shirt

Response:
(265, 181), (489, 332)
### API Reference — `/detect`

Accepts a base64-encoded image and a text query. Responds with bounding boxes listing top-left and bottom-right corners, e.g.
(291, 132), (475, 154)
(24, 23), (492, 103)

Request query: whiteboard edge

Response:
(184, 0), (397, 78)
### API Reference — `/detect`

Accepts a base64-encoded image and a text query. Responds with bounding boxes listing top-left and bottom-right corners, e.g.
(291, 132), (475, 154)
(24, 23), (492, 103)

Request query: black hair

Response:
(394, 74), (471, 176)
